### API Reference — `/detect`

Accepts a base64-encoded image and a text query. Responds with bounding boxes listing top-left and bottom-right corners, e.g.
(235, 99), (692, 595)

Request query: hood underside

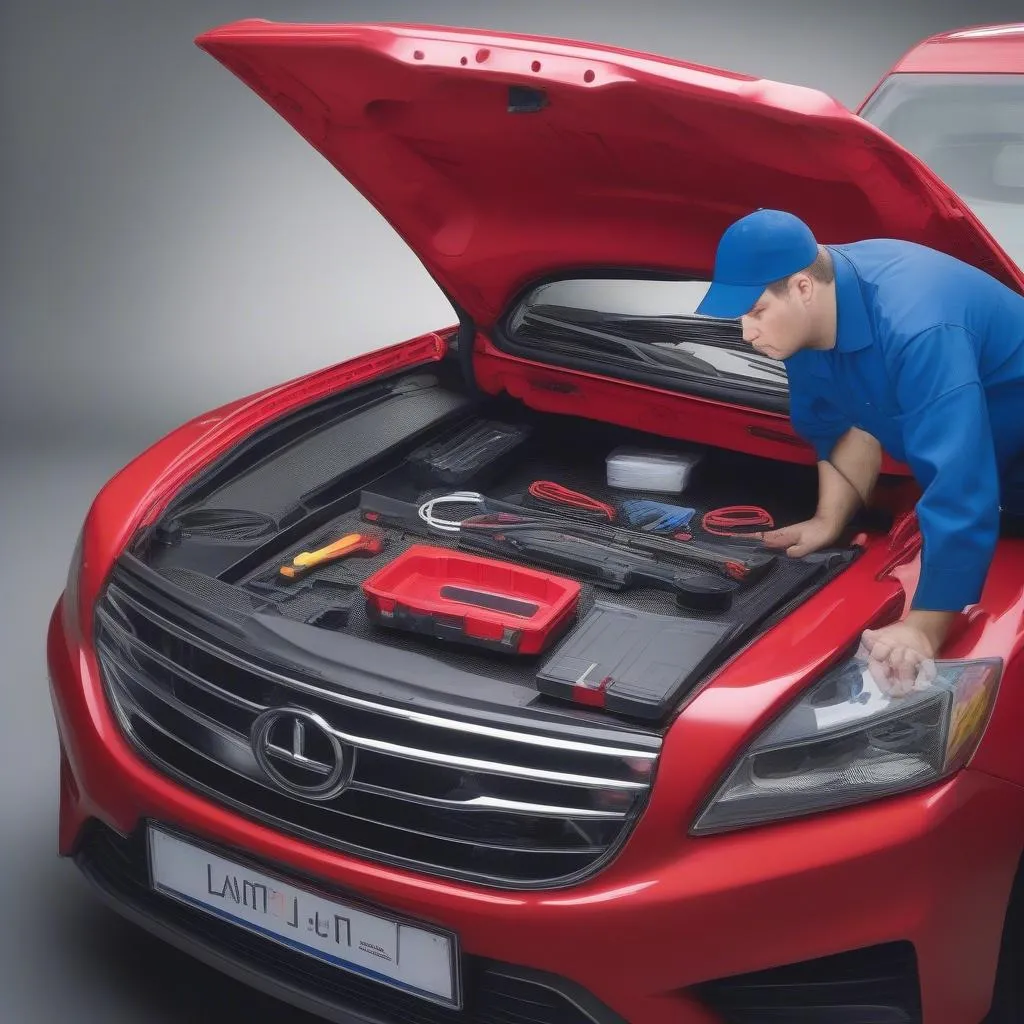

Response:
(195, 19), (1024, 325)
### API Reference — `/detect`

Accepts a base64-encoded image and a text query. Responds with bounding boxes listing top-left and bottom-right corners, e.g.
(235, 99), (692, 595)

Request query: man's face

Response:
(739, 278), (812, 361)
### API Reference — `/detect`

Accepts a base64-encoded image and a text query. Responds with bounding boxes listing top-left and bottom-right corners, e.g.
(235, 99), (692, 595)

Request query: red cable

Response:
(702, 505), (774, 537)
(528, 480), (617, 521)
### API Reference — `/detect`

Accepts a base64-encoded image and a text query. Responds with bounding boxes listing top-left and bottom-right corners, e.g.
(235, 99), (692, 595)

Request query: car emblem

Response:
(250, 707), (350, 801)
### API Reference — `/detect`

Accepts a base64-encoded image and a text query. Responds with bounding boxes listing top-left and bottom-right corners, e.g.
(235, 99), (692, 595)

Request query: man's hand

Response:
(859, 622), (936, 697)
(761, 430), (881, 558)
(859, 611), (955, 697)
(760, 515), (839, 557)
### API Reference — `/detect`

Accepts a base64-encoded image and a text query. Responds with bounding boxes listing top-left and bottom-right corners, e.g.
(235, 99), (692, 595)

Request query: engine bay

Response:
(131, 366), (862, 726)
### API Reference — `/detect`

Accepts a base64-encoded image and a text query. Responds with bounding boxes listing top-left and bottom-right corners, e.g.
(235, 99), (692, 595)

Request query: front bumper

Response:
(73, 818), (627, 1024)
(49, 598), (1024, 1024)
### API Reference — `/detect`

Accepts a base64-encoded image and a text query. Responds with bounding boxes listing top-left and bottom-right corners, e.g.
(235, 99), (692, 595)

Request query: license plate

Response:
(146, 825), (461, 1008)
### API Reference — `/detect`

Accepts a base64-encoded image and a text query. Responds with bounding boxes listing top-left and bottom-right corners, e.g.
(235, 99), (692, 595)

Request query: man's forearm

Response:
(904, 609), (957, 652)
(816, 427), (882, 530)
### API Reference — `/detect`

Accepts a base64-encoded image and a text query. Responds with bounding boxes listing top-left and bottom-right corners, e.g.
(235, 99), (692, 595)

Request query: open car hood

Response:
(195, 20), (1024, 325)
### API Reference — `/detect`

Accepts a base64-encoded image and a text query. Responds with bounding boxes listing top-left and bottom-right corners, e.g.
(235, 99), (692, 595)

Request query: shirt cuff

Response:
(910, 565), (986, 612)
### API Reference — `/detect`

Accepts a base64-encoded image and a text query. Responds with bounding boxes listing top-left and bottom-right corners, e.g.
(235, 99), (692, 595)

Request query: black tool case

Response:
(535, 602), (738, 720)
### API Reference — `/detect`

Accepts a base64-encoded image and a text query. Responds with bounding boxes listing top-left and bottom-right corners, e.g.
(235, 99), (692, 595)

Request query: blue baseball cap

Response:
(696, 209), (819, 319)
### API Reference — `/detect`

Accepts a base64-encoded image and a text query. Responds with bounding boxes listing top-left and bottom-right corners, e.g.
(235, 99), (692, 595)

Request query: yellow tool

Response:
(279, 530), (385, 579)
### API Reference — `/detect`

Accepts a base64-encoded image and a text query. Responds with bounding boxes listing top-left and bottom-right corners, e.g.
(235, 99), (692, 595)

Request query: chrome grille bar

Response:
(347, 784), (627, 820)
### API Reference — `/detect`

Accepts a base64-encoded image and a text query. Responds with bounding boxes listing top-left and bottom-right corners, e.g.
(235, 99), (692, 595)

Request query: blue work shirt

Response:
(784, 239), (1024, 612)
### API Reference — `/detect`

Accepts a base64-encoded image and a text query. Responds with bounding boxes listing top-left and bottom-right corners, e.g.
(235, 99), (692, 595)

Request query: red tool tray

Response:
(361, 545), (581, 655)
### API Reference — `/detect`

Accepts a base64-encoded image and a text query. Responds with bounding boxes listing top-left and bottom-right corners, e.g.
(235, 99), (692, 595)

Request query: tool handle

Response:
(302, 534), (367, 562)
(279, 531), (385, 578)
(657, 539), (772, 582)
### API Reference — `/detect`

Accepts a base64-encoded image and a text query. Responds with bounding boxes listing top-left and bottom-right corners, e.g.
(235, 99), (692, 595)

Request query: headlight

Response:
(691, 654), (1003, 835)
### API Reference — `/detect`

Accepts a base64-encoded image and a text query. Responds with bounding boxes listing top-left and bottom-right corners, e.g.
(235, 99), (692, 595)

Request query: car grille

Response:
(93, 564), (659, 888)
(75, 820), (624, 1024)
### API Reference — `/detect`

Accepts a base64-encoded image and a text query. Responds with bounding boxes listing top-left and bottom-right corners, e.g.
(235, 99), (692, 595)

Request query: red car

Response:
(47, 18), (1024, 1024)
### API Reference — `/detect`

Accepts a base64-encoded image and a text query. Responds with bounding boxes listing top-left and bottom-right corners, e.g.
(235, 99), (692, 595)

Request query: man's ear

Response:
(793, 272), (815, 305)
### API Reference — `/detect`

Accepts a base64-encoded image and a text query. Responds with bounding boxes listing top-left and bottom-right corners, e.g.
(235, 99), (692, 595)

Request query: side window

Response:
(501, 277), (790, 413)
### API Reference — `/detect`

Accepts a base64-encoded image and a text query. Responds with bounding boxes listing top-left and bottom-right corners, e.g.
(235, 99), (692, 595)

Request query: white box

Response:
(605, 446), (701, 493)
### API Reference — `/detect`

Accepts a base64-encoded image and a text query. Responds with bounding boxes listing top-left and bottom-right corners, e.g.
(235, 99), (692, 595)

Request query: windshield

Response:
(503, 277), (791, 413)
(859, 72), (1024, 268)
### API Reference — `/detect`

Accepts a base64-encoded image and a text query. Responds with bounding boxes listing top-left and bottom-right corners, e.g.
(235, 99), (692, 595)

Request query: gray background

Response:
(3, 1), (1020, 1020)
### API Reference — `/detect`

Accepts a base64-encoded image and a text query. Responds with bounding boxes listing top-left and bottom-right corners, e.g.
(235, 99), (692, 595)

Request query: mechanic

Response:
(695, 208), (1024, 691)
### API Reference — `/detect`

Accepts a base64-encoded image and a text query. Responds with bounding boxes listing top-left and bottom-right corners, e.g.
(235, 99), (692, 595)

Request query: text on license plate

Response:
(146, 825), (459, 1007)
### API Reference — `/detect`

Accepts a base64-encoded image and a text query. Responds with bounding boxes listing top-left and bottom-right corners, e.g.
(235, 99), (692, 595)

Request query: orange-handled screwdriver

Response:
(279, 530), (385, 579)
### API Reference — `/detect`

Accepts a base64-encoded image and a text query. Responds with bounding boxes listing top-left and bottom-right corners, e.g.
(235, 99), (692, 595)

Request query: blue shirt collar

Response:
(829, 245), (874, 353)
(805, 245), (873, 376)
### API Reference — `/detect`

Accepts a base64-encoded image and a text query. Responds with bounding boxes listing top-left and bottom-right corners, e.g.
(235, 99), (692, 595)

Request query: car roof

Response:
(891, 23), (1024, 74)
